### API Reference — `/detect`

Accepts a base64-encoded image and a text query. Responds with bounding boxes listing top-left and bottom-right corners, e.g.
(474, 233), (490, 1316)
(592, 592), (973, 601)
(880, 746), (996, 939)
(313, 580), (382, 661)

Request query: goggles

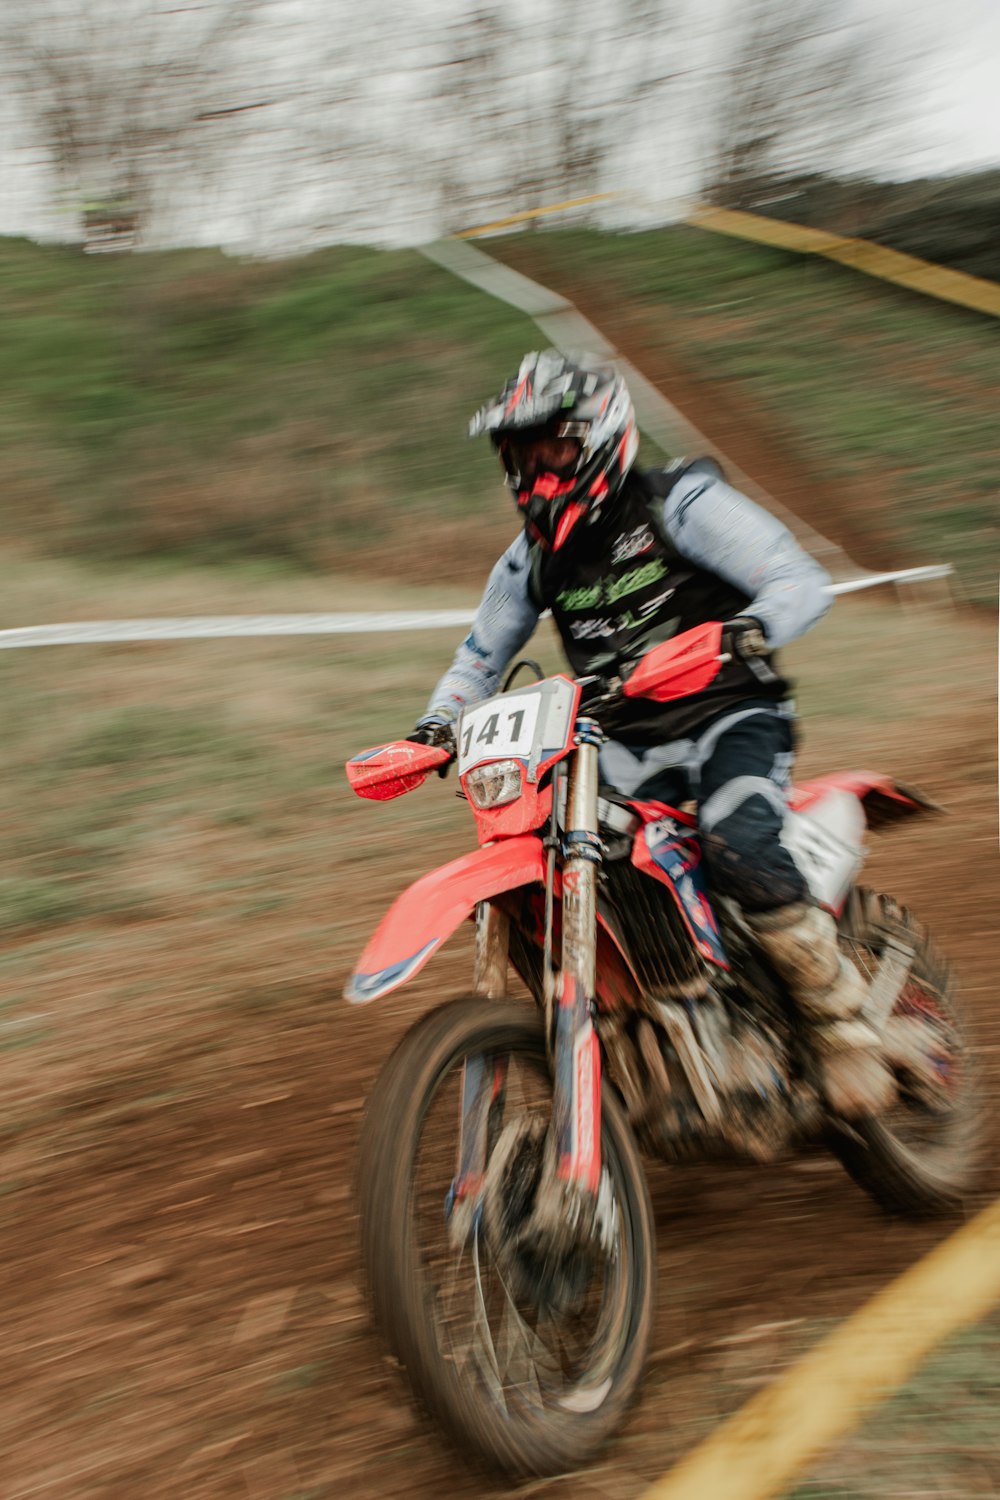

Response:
(494, 421), (589, 484)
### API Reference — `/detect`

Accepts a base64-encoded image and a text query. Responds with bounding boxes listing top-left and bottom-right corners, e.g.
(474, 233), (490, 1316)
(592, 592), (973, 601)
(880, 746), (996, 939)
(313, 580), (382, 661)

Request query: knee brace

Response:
(700, 778), (806, 912)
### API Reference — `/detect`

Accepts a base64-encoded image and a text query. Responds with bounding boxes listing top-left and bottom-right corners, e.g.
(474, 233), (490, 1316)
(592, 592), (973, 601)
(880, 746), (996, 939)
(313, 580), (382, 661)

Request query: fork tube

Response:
(554, 720), (604, 1195)
(474, 900), (510, 1000)
(451, 902), (512, 1205)
(451, 1051), (507, 1211)
(542, 762), (562, 1023)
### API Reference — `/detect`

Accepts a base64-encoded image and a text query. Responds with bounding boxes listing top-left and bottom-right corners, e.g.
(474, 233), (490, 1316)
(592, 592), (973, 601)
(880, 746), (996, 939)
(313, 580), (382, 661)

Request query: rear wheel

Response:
(358, 996), (655, 1478)
(828, 887), (983, 1217)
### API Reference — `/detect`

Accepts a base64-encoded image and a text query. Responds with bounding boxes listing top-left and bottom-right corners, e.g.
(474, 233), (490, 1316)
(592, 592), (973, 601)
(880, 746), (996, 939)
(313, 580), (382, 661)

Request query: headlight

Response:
(464, 759), (522, 809)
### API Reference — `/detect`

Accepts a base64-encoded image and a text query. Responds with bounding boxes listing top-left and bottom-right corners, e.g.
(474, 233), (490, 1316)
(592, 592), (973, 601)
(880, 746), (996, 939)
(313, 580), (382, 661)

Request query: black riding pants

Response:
(600, 705), (807, 913)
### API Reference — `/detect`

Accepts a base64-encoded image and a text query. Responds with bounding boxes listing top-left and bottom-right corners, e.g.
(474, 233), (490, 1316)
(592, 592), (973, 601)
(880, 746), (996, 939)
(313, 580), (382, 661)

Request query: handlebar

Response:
(348, 623), (739, 800)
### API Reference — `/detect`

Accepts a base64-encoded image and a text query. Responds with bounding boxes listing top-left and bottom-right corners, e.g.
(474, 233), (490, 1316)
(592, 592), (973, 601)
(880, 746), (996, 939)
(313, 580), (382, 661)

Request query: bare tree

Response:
(417, 0), (681, 234)
(203, 0), (397, 252)
(0, 0), (272, 246)
(703, 0), (919, 210)
(419, 7), (524, 230)
(0, 0), (685, 250)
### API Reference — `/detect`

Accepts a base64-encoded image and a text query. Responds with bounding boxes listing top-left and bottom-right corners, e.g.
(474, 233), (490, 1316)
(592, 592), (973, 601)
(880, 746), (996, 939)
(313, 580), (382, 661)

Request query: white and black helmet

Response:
(469, 350), (639, 550)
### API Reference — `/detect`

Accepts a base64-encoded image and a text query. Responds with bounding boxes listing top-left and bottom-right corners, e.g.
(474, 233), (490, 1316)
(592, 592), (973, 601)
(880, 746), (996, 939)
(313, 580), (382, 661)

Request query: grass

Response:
(788, 1313), (1000, 1498)
(685, 1305), (1000, 1499)
(0, 875), (94, 933)
(0, 572), (495, 956)
(491, 227), (999, 604)
(0, 236), (539, 578)
(3, 229), (996, 604)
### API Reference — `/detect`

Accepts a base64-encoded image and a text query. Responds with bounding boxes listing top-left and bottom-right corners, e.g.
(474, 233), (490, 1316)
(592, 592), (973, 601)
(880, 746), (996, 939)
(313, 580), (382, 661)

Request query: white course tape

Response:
(0, 611), (477, 650)
(0, 569), (952, 650)
(826, 564), (953, 595)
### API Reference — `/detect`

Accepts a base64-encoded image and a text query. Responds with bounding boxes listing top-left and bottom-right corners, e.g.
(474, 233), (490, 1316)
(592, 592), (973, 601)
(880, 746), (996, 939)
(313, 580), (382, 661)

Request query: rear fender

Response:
(345, 837), (546, 1004)
(790, 773), (942, 829)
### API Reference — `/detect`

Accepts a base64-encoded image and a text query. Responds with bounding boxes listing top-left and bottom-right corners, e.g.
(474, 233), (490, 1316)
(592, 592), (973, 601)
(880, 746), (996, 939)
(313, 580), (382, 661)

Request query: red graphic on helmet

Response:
(469, 350), (639, 552)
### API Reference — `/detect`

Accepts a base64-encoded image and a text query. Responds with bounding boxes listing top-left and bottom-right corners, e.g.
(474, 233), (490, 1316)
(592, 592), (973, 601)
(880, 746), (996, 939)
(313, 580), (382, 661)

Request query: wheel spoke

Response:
(362, 998), (654, 1474)
(828, 889), (982, 1217)
(495, 1291), (547, 1408)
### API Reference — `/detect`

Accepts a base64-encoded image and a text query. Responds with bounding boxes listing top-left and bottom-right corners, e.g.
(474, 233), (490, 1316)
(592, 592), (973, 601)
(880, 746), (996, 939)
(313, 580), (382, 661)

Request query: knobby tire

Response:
(358, 995), (656, 1478)
(830, 886), (984, 1217)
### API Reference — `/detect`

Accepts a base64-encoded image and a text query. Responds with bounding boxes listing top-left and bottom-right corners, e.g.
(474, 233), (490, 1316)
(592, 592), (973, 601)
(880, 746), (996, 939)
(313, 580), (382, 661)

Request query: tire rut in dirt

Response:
(357, 995), (656, 1478)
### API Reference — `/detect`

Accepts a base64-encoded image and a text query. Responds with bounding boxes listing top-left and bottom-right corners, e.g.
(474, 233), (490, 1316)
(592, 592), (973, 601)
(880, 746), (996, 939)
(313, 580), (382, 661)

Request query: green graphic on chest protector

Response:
(557, 558), (668, 613)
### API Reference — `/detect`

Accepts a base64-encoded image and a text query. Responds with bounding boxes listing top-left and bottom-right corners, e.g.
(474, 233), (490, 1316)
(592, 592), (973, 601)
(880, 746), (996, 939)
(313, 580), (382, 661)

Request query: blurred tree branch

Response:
(0, 0), (932, 252)
(703, 0), (921, 211)
(417, 0), (681, 233)
(0, 0), (271, 246)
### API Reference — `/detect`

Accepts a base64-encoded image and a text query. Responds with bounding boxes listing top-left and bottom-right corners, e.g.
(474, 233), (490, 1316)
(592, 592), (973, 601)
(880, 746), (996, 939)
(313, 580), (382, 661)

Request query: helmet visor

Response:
(494, 421), (587, 486)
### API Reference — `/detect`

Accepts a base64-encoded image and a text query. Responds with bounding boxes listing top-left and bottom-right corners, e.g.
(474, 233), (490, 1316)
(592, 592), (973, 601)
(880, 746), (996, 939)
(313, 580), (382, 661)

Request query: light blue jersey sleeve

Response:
(418, 531), (541, 726)
(656, 468), (833, 649)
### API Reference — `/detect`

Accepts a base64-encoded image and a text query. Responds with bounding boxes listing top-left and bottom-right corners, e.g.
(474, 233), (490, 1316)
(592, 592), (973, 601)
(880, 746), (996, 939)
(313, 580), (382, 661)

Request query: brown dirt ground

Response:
(1, 315), (998, 1498)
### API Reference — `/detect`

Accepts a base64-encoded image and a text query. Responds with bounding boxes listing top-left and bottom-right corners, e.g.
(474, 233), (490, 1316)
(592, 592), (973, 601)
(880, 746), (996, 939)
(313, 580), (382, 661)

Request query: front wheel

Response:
(358, 996), (656, 1478)
(828, 887), (984, 1217)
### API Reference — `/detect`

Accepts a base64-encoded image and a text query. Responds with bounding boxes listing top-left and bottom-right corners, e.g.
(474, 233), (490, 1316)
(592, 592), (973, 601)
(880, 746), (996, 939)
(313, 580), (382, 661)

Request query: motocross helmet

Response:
(468, 350), (639, 551)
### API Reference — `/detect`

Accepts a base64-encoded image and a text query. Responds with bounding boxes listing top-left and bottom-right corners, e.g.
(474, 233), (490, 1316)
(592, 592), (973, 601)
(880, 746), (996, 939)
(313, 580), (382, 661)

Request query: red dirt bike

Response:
(345, 621), (980, 1478)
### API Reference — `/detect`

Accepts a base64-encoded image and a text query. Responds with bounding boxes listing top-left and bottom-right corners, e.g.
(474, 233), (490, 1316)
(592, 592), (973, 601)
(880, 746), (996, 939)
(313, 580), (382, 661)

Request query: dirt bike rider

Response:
(408, 350), (894, 1120)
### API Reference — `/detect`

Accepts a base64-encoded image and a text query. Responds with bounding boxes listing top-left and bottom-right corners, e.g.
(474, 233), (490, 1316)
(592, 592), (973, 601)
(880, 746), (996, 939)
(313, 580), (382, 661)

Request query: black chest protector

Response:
(528, 463), (790, 741)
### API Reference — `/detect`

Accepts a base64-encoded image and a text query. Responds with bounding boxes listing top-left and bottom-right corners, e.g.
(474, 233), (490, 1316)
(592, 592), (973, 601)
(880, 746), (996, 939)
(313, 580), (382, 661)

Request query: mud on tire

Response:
(358, 996), (655, 1478)
(828, 886), (984, 1218)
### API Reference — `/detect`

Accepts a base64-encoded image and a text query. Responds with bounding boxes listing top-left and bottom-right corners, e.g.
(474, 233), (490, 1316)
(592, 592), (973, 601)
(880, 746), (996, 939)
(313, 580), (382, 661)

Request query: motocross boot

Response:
(747, 903), (896, 1119)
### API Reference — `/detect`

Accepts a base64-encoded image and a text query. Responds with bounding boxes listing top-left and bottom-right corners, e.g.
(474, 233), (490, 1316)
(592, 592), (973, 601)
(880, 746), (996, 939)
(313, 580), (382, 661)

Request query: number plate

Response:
(781, 805), (862, 909)
(457, 693), (541, 774)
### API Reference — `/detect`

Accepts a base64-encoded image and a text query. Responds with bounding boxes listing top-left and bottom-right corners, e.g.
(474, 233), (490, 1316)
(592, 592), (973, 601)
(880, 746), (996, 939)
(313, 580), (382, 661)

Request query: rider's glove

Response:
(406, 717), (456, 776)
(723, 616), (770, 660)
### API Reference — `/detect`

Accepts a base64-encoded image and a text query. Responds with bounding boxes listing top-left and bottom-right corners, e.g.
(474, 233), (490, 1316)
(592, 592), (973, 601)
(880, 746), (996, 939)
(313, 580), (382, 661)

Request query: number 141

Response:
(462, 708), (525, 758)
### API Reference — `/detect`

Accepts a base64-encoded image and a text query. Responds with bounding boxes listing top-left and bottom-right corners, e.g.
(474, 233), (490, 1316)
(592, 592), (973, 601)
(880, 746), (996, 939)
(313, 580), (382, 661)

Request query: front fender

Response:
(344, 836), (546, 1004)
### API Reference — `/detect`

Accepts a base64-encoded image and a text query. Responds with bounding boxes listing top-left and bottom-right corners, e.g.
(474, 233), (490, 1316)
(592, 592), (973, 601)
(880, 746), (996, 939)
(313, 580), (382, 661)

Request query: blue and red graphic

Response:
(635, 817), (728, 967)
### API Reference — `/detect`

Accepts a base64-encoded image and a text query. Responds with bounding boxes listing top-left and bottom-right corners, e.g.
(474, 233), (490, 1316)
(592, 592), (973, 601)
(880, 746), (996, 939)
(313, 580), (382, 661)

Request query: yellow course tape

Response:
(687, 204), (1000, 320)
(640, 1192), (1000, 1500)
(456, 193), (617, 240)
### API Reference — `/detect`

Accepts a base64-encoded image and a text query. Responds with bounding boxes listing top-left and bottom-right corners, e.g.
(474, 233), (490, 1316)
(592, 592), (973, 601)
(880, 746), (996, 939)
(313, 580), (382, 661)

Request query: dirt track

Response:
(1, 283), (997, 1497)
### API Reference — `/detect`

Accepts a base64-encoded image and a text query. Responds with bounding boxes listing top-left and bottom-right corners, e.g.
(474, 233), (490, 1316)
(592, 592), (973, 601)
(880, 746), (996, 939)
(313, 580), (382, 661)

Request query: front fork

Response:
(552, 722), (604, 1196)
(451, 725), (605, 1216)
(450, 902), (512, 1204)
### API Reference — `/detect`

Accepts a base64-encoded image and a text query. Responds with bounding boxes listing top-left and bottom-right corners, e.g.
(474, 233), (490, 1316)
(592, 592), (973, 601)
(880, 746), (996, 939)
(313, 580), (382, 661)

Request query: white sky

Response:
(870, 0), (1000, 173)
